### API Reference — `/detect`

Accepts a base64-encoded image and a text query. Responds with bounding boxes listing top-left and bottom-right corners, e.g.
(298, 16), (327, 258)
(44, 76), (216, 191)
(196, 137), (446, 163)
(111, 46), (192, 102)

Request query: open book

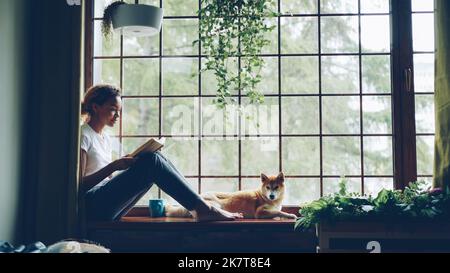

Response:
(129, 137), (166, 158)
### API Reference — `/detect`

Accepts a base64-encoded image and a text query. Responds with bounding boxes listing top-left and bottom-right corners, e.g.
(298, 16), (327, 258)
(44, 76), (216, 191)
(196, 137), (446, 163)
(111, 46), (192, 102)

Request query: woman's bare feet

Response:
(191, 204), (243, 222)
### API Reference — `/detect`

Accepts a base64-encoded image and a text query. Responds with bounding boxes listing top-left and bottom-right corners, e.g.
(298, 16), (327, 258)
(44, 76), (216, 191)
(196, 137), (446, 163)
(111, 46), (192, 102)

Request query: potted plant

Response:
(295, 179), (450, 252)
(195, 0), (278, 109)
(102, 1), (126, 39)
(102, 1), (163, 39)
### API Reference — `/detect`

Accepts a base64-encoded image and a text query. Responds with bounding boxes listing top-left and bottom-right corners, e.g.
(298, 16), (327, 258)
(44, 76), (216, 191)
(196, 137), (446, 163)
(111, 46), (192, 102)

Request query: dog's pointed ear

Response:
(277, 172), (285, 182)
(261, 173), (269, 183)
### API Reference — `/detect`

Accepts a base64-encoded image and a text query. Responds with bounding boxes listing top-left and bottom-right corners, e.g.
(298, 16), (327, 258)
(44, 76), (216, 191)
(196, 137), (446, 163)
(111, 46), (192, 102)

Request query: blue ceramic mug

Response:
(149, 199), (165, 217)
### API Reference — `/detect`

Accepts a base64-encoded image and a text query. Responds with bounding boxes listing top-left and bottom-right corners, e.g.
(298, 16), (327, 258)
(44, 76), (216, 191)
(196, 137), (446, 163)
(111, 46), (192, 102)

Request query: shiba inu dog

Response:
(165, 172), (297, 220)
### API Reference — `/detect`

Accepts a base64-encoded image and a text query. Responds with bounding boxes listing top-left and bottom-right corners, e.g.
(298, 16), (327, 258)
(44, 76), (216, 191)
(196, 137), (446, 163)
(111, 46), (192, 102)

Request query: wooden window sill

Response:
(86, 217), (316, 252)
(124, 206), (300, 217)
(84, 206), (315, 253)
(87, 205), (301, 231)
(88, 217), (299, 231)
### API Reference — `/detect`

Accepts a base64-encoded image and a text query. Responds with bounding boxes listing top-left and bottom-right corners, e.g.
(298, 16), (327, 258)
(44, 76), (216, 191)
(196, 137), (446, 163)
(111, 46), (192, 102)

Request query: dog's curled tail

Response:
(164, 204), (193, 218)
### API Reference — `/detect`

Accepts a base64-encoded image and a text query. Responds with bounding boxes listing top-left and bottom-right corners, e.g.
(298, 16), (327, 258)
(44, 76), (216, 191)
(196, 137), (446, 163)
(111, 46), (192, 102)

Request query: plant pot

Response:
(316, 220), (450, 253)
(112, 4), (163, 37)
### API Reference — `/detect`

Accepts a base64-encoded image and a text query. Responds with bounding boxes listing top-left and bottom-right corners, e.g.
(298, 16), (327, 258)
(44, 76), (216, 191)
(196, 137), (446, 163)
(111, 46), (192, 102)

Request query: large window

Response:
(86, 0), (435, 207)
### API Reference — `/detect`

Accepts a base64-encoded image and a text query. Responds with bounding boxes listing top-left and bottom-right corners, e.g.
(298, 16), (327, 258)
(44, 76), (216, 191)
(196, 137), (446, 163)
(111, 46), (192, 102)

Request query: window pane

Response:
(281, 0), (318, 14)
(363, 136), (393, 175)
(323, 178), (361, 196)
(165, 0), (198, 16)
(416, 136), (434, 175)
(94, 0), (115, 18)
(241, 137), (279, 176)
(122, 98), (159, 135)
(417, 176), (433, 191)
(282, 137), (320, 175)
(322, 56), (359, 93)
(123, 59), (159, 96)
(122, 137), (150, 156)
(163, 19), (198, 55)
(214, 57), (274, 96)
(323, 96), (360, 134)
(201, 178), (238, 194)
(363, 96), (392, 134)
(281, 56), (319, 94)
(241, 178), (263, 191)
(362, 55), (391, 94)
(323, 137), (361, 176)
(202, 97), (239, 136)
(284, 178), (321, 206)
(415, 94), (435, 134)
(320, 0), (358, 14)
(108, 136), (121, 159)
(201, 58), (238, 96)
(162, 98), (199, 136)
(414, 54), (435, 93)
(200, 35), (238, 56)
(161, 138), (198, 176)
(93, 59), (120, 87)
(201, 139), (239, 176)
(94, 20), (120, 56)
(412, 13), (435, 52)
(241, 97), (279, 135)
(412, 0), (434, 12)
(162, 58), (198, 95)
(123, 36), (159, 56)
(360, 0), (390, 14)
(135, 186), (159, 206)
(261, 18), (278, 54)
(321, 16), (359, 54)
(105, 124), (120, 139)
(282, 97), (319, 134)
(361, 15), (390, 53)
(125, 0), (159, 6)
(281, 17), (318, 54)
(364, 178), (393, 197)
(256, 57), (278, 95)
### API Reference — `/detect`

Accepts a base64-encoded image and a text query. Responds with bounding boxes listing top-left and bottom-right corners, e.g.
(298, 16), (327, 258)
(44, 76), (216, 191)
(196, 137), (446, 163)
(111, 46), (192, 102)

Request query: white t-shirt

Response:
(80, 123), (113, 181)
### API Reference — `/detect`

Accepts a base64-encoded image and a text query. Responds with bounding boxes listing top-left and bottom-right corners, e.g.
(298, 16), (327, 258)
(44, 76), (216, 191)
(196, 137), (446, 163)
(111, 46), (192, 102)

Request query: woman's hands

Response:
(81, 151), (137, 193)
(111, 155), (137, 171)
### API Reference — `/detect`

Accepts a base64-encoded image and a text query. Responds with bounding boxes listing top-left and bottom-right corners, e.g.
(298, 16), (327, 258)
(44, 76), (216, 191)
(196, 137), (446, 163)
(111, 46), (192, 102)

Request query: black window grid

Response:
(89, 0), (399, 203)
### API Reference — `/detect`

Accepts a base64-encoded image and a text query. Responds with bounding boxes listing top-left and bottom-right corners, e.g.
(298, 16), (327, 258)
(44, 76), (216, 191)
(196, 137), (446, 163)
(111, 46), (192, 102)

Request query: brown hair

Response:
(81, 85), (121, 120)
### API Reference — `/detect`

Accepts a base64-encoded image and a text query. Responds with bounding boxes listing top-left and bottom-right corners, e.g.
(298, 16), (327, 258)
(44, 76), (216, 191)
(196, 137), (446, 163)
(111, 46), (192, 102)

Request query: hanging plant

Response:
(102, 1), (126, 39)
(195, 0), (278, 109)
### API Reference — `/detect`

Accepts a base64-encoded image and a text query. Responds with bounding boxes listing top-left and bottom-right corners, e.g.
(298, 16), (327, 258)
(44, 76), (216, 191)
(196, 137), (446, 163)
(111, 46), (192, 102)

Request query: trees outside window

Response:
(86, 0), (435, 207)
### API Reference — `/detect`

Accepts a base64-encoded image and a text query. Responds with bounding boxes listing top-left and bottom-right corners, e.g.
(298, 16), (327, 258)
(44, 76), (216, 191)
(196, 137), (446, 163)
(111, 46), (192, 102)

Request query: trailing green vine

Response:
(195, 0), (278, 109)
(102, 1), (126, 39)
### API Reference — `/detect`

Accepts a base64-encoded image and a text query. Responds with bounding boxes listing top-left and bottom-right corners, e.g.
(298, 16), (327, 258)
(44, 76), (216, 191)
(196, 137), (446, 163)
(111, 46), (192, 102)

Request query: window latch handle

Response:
(405, 68), (413, 92)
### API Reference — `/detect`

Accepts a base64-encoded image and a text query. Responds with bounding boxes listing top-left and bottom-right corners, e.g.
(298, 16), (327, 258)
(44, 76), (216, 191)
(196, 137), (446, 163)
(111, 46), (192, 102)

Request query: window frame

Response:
(84, 0), (428, 213)
(391, 0), (418, 189)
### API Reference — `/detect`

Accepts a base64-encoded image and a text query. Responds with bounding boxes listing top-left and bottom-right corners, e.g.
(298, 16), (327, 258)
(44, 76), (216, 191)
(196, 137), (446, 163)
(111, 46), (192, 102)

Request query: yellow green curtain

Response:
(433, 0), (450, 189)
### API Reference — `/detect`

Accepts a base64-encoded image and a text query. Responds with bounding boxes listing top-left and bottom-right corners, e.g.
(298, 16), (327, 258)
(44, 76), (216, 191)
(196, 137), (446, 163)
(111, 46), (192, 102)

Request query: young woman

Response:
(80, 85), (241, 221)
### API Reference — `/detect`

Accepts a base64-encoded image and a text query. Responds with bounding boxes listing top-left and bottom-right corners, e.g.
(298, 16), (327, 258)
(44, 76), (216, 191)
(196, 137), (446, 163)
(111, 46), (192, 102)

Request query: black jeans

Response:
(85, 151), (202, 221)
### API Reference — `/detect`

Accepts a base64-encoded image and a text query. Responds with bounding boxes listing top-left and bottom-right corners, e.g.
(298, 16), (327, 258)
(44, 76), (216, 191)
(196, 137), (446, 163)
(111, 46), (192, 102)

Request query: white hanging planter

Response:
(111, 4), (163, 37)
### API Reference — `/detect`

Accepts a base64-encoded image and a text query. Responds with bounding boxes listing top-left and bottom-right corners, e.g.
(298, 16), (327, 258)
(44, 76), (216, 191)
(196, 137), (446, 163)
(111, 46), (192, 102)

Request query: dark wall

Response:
(0, 0), (81, 244)
(0, 0), (26, 243)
